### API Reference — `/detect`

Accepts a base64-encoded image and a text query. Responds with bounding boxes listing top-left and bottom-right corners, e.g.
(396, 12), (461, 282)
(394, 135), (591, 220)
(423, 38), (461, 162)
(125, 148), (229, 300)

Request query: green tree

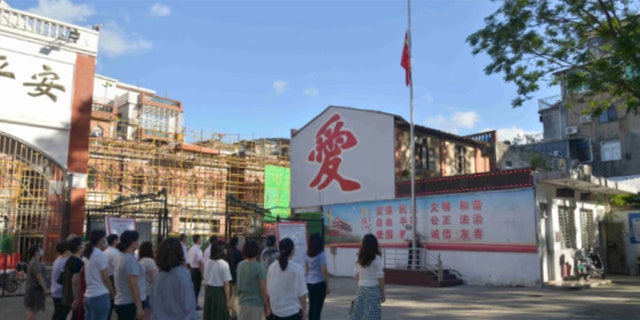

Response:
(467, 0), (640, 115)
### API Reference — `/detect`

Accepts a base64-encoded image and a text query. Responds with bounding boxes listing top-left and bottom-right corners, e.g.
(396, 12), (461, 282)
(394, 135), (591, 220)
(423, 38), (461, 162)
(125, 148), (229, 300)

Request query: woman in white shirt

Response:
(203, 240), (232, 320)
(349, 234), (385, 320)
(138, 241), (157, 319)
(82, 230), (115, 320)
(266, 238), (308, 320)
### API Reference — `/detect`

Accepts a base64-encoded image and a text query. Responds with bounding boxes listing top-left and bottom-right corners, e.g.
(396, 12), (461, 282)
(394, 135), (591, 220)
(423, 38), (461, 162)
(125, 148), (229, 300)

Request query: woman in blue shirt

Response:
(304, 233), (330, 320)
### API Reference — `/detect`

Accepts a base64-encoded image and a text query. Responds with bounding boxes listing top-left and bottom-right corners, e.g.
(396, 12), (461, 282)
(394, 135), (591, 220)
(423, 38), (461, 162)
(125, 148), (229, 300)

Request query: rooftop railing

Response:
(0, 4), (98, 54)
(538, 95), (563, 111)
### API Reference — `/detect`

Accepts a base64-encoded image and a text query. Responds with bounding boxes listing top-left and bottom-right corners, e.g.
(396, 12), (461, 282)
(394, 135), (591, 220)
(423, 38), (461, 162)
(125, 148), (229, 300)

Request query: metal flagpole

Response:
(407, 0), (418, 269)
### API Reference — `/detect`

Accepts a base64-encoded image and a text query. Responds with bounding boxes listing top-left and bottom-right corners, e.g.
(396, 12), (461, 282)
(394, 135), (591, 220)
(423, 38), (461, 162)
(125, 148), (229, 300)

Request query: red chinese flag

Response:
(401, 30), (411, 86)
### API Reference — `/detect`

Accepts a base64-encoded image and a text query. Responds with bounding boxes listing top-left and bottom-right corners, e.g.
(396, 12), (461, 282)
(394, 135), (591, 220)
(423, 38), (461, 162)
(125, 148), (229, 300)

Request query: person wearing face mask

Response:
(83, 230), (116, 320)
(24, 244), (48, 320)
(114, 230), (145, 320)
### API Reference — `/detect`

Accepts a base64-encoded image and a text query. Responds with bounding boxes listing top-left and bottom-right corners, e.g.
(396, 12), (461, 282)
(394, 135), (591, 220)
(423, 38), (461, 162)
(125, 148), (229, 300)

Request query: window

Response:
(598, 105), (618, 123)
(570, 138), (592, 162)
(116, 113), (127, 139)
(91, 126), (103, 137)
(87, 168), (96, 189)
(147, 170), (158, 193)
(580, 209), (595, 248)
(415, 138), (436, 172)
(558, 206), (576, 249)
(455, 145), (467, 174)
(565, 70), (590, 94)
(211, 219), (220, 233)
(132, 171), (144, 193)
(600, 140), (621, 162)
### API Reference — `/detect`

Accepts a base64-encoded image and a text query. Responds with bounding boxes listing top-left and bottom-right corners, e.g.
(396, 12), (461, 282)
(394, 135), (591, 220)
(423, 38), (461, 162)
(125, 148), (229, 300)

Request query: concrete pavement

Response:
(2, 275), (639, 319)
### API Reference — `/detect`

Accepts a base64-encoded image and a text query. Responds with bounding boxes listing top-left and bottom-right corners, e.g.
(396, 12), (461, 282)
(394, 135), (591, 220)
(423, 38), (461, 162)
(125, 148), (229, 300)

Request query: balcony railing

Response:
(538, 95), (562, 111)
(0, 4), (98, 54)
(144, 95), (181, 107)
(92, 103), (113, 113)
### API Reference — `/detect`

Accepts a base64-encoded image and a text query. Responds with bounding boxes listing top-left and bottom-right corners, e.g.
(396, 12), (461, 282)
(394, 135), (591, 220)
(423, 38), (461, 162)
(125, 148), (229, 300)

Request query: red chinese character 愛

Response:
(308, 114), (362, 191)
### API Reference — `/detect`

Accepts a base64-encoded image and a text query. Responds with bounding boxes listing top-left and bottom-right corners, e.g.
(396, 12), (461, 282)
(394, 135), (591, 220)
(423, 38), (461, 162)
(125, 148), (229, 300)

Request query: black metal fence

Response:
(86, 190), (169, 246)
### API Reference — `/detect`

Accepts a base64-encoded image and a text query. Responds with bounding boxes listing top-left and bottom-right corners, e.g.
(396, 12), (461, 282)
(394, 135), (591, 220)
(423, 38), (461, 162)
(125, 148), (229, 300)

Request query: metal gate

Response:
(86, 189), (169, 246)
(0, 132), (67, 297)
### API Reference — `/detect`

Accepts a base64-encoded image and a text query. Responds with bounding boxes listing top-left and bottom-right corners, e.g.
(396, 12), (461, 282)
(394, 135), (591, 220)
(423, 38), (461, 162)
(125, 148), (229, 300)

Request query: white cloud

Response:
(149, 3), (171, 17)
(272, 80), (287, 94)
(451, 111), (481, 129)
(99, 22), (152, 58)
(425, 111), (481, 134)
(27, 0), (95, 24)
(495, 127), (541, 144)
(303, 87), (319, 96)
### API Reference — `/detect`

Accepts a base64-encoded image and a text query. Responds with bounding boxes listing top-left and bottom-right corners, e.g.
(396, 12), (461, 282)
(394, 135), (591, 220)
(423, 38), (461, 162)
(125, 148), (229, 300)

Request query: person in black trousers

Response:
(187, 234), (204, 310)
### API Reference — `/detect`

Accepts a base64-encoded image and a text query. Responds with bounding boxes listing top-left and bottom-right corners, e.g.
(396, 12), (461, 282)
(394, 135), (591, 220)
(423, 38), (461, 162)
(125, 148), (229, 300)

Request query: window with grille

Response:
(415, 138), (436, 172)
(580, 209), (595, 248)
(558, 206), (576, 248)
(132, 172), (144, 193)
(455, 145), (467, 174)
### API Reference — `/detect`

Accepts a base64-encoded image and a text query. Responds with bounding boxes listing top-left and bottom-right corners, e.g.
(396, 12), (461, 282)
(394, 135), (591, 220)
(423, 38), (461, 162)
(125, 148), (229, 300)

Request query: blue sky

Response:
(10, 0), (560, 142)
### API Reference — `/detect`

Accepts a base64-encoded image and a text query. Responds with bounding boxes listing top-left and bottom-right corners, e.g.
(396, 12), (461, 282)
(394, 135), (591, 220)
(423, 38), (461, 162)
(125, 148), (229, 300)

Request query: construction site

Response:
(85, 129), (291, 244)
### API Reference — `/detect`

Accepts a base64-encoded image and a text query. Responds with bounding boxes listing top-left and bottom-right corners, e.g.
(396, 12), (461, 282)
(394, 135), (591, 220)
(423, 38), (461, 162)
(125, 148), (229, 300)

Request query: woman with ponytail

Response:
(266, 238), (308, 320)
(83, 230), (115, 320)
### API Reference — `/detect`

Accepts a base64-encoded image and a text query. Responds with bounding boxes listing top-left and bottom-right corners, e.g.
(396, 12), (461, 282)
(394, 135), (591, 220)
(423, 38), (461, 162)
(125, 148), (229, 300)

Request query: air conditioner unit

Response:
(578, 164), (592, 176)
(566, 126), (578, 135)
(580, 114), (592, 124)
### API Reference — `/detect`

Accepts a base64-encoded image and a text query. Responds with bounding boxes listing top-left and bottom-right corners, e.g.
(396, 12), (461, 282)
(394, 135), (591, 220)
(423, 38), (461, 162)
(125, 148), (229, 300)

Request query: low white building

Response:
(290, 106), (637, 286)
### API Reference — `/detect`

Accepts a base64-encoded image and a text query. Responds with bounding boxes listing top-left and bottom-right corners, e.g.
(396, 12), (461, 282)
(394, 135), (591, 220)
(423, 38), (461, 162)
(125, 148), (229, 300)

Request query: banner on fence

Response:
(106, 217), (137, 236)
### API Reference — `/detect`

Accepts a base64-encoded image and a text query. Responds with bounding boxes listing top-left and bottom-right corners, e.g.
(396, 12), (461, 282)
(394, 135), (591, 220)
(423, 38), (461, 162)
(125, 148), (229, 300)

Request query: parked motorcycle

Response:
(575, 247), (605, 281)
(0, 262), (27, 293)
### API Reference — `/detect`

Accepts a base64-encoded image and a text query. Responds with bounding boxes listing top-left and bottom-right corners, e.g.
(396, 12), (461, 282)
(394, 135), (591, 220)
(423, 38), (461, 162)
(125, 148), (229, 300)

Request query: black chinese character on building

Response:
(0, 55), (16, 79)
(23, 65), (65, 102)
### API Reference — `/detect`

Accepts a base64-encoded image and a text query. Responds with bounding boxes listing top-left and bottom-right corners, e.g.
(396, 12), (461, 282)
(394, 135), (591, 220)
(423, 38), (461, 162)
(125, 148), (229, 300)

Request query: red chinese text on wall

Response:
(429, 198), (485, 241)
(307, 114), (361, 192)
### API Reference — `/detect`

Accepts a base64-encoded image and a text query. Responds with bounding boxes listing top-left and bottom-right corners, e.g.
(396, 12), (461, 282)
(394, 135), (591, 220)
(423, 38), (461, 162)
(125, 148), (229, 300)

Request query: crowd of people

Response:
(23, 231), (387, 320)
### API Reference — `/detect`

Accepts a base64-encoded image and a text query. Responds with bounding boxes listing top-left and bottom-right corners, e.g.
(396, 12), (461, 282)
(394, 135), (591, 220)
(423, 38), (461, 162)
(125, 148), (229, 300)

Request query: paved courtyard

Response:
(1, 275), (638, 319)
